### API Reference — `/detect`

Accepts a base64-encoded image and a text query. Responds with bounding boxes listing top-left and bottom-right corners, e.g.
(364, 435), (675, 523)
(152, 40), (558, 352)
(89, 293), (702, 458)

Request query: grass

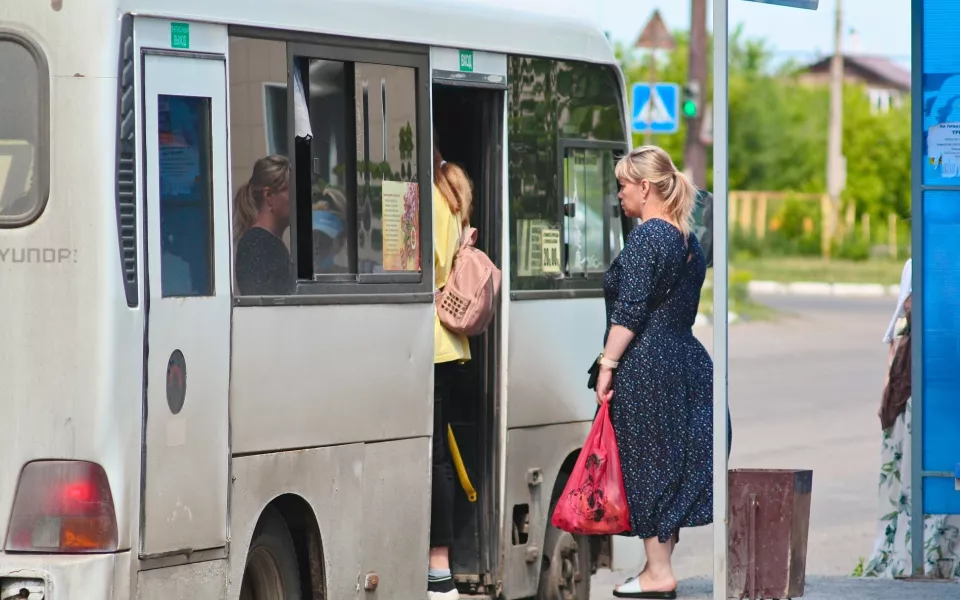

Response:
(731, 255), (906, 285)
(699, 271), (780, 322)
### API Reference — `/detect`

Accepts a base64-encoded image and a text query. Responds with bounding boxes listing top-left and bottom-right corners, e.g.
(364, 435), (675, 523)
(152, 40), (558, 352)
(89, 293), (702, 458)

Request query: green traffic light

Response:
(683, 100), (697, 118)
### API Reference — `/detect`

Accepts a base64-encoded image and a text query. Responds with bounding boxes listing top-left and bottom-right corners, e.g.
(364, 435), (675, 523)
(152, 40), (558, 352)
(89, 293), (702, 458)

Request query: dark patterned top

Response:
(603, 218), (715, 542)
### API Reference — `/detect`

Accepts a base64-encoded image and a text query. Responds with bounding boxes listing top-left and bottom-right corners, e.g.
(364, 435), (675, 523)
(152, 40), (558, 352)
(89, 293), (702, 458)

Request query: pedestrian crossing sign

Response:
(631, 82), (680, 134)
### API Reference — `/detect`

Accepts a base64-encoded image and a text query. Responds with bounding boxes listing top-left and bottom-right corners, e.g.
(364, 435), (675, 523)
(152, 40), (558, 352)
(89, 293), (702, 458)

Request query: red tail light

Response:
(4, 460), (118, 553)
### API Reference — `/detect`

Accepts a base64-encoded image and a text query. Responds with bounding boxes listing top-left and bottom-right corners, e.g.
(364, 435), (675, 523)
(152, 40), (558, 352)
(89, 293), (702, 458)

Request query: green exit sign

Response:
(171, 22), (190, 49)
(459, 49), (474, 72)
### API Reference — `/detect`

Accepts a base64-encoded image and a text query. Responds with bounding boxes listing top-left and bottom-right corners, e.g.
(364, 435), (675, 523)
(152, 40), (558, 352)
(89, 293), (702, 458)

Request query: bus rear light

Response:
(4, 460), (118, 553)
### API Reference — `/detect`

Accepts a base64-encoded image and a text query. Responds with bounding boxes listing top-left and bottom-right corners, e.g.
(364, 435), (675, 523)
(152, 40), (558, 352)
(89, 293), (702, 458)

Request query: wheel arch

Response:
(259, 493), (327, 600)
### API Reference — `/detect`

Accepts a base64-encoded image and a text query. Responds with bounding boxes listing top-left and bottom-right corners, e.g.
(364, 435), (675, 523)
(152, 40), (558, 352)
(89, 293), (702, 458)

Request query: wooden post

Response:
(821, 194), (832, 258)
(741, 192), (753, 234)
(730, 192), (739, 236)
(888, 213), (898, 259)
(861, 213), (870, 244)
(845, 202), (856, 237)
(756, 194), (768, 240)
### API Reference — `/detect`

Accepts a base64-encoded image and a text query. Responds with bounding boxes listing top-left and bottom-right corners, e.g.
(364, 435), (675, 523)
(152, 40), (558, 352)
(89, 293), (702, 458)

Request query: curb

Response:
(695, 312), (738, 327)
(748, 281), (900, 297)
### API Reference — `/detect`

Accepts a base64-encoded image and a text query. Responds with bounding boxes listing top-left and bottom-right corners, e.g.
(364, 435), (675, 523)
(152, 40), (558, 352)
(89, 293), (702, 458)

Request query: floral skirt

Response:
(863, 398), (960, 579)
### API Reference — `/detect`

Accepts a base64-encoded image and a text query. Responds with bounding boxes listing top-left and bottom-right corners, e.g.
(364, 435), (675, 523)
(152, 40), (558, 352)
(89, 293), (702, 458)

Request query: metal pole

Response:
(909, 0), (924, 576)
(646, 52), (656, 146)
(712, 0), (730, 599)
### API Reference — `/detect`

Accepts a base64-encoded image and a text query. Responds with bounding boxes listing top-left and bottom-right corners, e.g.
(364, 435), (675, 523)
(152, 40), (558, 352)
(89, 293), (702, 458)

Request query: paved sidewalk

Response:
(591, 571), (960, 599)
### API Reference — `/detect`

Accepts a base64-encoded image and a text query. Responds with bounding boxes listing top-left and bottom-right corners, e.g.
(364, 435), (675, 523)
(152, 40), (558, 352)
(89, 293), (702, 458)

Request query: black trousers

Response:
(431, 361), (458, 548)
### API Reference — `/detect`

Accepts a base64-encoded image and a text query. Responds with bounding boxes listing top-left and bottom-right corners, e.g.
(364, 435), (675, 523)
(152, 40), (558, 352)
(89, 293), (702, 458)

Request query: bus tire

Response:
(536, 511), (591, 600)
(239, 507), (303, 600)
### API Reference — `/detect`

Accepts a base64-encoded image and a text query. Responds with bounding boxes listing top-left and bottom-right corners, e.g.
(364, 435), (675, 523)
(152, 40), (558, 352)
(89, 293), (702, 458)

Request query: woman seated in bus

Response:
(233, 155), (295, 296)
(428, 144), (473, 600)
(594, 145), (715, 599)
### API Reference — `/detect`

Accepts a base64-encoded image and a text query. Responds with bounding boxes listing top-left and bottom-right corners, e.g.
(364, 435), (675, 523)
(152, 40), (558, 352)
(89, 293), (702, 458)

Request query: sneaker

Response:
(427, 590), (460, 600)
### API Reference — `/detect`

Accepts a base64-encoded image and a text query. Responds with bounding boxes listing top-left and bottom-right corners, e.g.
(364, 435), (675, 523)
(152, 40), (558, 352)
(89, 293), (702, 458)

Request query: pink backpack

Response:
(436, 226), (502, 337)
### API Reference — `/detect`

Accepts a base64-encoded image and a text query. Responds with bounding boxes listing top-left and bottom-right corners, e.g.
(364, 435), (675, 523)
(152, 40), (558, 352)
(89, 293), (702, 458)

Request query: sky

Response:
(462, 0), (913, 70)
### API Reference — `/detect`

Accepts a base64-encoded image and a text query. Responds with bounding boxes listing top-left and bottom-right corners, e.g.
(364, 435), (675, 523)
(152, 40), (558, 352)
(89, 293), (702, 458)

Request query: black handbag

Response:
(588, 237), (691, 390)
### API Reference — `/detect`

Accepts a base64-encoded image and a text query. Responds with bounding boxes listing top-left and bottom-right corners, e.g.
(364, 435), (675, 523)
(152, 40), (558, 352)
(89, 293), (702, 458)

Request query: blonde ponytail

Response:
(233, 181), (258, 245)
(232, 154), (291, 246)
(663, 170), (696, 238)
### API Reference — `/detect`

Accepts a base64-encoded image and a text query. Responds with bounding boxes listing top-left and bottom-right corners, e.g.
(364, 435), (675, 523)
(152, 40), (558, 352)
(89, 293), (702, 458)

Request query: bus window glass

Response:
(354, 63), (420, 274)
(0, 38), (46, 225)
(228, 37), (295, 296)
(508, 57), (627, 292)
(157, 95), (215, 297)
(563, 147), (615, 275)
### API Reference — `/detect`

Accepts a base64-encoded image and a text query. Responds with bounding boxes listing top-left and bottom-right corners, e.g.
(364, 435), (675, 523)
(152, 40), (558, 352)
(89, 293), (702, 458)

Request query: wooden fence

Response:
(729, 190), (903, 259)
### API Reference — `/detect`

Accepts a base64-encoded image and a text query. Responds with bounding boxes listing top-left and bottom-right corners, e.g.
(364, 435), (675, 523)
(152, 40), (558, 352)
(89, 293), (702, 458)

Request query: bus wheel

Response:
(239, 507), (303, 600)
(537, 519), (590, 600)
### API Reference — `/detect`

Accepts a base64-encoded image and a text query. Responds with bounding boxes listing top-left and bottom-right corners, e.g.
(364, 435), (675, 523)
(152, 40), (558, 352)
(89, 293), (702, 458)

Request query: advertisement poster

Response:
(381, 181), (420, 271)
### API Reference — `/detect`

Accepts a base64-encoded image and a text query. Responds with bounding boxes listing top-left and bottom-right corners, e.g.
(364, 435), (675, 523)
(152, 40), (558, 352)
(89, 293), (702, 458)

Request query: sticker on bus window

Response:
(541, 228), (561, 273)
(381, 180), (420, 271)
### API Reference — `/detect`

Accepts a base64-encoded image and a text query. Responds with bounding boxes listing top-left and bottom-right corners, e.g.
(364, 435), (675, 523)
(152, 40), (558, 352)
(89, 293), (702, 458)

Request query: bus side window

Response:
(507, 56), (628, 294)
(228, 34), (429, 299)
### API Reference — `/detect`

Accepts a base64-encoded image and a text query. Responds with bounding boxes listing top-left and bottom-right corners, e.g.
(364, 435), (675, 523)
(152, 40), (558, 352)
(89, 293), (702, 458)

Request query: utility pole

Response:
(684, 0), (708, 188)
(826, 0), (845, 256)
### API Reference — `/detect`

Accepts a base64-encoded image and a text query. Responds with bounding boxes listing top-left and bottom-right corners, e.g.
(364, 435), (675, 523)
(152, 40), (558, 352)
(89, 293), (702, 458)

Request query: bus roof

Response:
(122, 0), (618, 66)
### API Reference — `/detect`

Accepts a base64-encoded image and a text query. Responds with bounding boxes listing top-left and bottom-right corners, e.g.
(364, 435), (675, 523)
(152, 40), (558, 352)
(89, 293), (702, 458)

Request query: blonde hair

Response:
(615, 145), (696, 237)
(233, 155), (291, 243)
(433, 146), (473, 227)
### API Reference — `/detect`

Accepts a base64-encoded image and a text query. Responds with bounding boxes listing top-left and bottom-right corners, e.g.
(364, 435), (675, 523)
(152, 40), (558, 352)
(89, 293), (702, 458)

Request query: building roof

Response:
(801, 54), (911, 90)
(121, 0), (619, 66)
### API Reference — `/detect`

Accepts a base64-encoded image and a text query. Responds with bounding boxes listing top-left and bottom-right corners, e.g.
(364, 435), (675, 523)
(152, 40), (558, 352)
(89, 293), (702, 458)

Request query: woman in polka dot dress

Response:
(595, 146), (719, 599)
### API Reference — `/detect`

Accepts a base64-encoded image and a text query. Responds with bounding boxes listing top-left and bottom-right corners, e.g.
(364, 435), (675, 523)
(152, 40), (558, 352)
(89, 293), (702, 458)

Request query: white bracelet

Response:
(599, 356), (618, 369)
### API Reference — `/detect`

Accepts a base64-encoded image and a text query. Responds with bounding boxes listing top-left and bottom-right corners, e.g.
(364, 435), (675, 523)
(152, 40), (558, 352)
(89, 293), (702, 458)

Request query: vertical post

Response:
(826, 0), (844, 255)
(646, 52), (657, 146)
(910, 0), (924, 577)
(685, 0), (709, 188)
(712, 0), (730, 599)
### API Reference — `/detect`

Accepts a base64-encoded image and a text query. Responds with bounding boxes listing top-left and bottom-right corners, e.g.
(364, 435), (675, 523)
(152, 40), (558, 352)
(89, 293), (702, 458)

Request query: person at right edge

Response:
(427, 145), (474, 600)
(595, 145), (730, 599)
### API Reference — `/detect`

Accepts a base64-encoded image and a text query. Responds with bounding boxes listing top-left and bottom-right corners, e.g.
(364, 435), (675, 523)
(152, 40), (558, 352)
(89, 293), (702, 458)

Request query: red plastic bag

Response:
(551, 401), (631, 535)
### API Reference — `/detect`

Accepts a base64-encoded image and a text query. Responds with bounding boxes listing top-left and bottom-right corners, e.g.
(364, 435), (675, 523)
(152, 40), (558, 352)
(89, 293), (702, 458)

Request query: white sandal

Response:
(612, 574), (677, 599)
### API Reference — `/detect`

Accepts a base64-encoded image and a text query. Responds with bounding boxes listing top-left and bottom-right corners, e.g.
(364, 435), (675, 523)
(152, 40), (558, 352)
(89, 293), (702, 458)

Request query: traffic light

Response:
(682, 81), (700, 119)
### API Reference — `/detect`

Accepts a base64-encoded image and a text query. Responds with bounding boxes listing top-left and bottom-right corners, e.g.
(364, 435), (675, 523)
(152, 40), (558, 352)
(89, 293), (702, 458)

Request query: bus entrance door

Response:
(139, 46), (231, 558)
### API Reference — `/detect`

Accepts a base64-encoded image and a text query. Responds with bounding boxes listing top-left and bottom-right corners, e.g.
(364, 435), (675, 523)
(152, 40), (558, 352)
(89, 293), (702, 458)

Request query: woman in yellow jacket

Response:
(427, 146), (472, 600)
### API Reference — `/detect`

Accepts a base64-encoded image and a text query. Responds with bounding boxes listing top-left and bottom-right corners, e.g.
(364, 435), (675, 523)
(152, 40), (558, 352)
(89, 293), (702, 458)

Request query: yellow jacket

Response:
(433, 183), (471, 364)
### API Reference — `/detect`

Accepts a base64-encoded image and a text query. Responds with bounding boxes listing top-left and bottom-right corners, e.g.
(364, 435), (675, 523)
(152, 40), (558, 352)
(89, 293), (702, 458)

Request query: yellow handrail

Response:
(447, 424), (477, 503)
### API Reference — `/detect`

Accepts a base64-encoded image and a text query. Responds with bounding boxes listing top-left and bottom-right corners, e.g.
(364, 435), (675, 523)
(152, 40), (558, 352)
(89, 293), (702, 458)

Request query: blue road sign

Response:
(741, 0), (819, 9)
(631, 82), (679, 134)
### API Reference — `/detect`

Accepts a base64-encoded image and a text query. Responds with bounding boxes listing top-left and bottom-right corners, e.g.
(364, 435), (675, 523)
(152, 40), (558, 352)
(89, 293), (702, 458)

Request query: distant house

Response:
(797, 54), (911, 113)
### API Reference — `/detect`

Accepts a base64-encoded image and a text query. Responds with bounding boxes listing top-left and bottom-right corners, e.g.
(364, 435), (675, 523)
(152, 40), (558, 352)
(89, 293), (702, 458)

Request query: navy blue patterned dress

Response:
(602, 218), (715, 543)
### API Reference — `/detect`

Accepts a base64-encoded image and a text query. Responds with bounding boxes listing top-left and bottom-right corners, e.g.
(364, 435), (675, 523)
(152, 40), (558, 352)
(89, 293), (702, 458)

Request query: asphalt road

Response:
(590, 294), (960, 598)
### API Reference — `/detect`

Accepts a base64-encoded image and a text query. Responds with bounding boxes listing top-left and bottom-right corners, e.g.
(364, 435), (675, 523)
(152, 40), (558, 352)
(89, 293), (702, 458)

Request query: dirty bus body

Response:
(0, 0), (634, 598)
